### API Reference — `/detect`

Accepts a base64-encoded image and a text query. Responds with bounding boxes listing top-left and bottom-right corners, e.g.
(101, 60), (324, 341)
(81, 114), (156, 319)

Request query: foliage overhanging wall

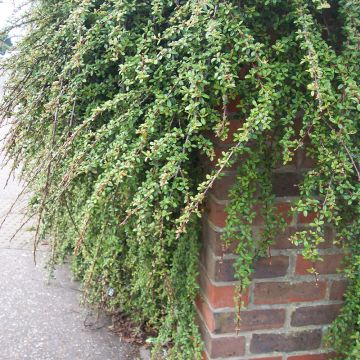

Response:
(0, 0), (359, 359)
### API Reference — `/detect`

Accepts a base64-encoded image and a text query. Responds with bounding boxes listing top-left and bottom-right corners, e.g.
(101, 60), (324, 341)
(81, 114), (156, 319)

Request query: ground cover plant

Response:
(0, 0), (359, 358)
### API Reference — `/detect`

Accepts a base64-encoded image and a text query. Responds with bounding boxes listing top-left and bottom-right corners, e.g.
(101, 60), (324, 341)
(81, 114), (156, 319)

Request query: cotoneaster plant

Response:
(0, 0), (358, 359)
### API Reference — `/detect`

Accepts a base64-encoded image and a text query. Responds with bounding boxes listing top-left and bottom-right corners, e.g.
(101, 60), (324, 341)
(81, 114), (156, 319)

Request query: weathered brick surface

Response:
(275, 202), (293, 224)
(214, 308), (286, 334)
(202, 250), (289, 282)
(253, 255), (289, 279)
(270, 226), (334, 249)
(201, 219), (238, 256)
(206, 198), (228, 228)
(196, 296), (216, 332)
(253, 202), (293, 226)
(270, 226), (300, 249)
(291, 304), (342, 326)
(287, 354), (336, 360)
(295, 254), (344, 275)
(250, 357), (282, 360)
(201, 220), (224, 256)
(329, 280), (347, 300)
(199, 318), (246, 358)
(210, 335), (246, 358)
(197, 297), (286, 334)
(298, 211), (318, 224)
(198, 268), (237, 308)
(225, 97), (242, 114)
(253, 281), (326, 305)
(250, 330), (322, 354)
(198, 125), (345, 359)
(210, 173), (236, 201)
(202, 253), (236, 282)
(272, 172), (300, 197)
(296, 148), (317, 169)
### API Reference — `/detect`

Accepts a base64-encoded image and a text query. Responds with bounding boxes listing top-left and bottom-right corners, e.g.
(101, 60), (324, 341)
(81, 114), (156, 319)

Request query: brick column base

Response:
(196, 119), (345, 360)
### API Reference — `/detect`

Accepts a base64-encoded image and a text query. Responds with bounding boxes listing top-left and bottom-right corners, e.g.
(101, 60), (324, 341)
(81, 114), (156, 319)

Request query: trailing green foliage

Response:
(0, 0), (359, 358)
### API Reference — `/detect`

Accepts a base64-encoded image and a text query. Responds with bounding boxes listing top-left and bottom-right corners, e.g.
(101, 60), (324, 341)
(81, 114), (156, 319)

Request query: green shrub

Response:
(1, 1), (358, 358)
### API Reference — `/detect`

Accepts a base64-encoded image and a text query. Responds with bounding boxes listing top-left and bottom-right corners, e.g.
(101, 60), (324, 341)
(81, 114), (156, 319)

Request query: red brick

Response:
(287, 353), (336, 360)
(270, 226), (334, 249)
(253, 255), (289, 279)
(202, 351), (209, 360)
(272, 172), (300, 197)
(199, 317), (246, 358)
(250, 357), (282, 360)
(201, 218), (237, 256)
(210, 335), (245, 358)
(198, 267), (248, 308)
(323, 226), (336, 245)
(200, 246), (235, 282)
(196, 297), (285, 335)
(200, 245), (234, 282)
(226, 96), (241, 113)
(213, 308), (286, 334)
(296, 148), (316, 170)
(296, 148), (316, 169)
(196, 295), (215, 332)
(206, 198), (228, 228)
(253, 204), (265, 225)
(291, 304), (342, 326)
(270, 226), (299, 249)
(302, 155), (316, 169)
(329, 280), (347, 300)
(275, 154), (297, 171)
(276, 202), (293, 224)
(214, 258), (236, 282)
(210, 172), (236, 201)
(201, 278), (236, 309)
(295, 254), (344, 275)
(225, 119), (243, 141)
(298, 211), (318, 224)
(202, 247), (289, 282)
(253, 281), (326, 305)
(253, 202), (292, 226)
(293, 116), (304, 136)
(238, 65), (250, 80)
(292, 117), (313, 146)
(250, 330), (322, 353)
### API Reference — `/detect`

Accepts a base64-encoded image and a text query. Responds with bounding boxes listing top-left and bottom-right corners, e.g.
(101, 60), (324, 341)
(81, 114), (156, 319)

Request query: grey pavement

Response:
(0, 107), (140, 358)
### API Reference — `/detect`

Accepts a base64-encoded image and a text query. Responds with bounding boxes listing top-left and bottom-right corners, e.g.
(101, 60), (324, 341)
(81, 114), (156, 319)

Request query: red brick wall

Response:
(196, 117), (345, 360)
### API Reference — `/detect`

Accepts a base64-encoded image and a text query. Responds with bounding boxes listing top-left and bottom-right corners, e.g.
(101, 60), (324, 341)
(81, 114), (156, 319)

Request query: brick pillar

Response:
(196, 117), (346, 360)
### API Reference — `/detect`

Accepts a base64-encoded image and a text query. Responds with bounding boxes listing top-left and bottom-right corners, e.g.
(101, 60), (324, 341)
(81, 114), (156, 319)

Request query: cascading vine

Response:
(0, 0), (358, 359)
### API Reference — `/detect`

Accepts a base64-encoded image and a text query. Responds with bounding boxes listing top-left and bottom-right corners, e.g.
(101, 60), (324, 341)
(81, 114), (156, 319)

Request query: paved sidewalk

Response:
(0, 125), (139, 358)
